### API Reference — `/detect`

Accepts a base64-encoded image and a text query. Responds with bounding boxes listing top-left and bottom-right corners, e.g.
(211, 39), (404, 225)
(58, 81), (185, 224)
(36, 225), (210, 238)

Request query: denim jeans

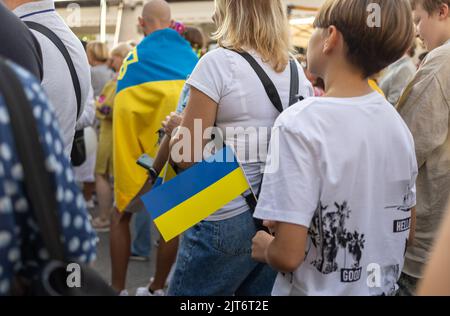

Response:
(131, 210), (152, 257)
(167, 210), (277, 296)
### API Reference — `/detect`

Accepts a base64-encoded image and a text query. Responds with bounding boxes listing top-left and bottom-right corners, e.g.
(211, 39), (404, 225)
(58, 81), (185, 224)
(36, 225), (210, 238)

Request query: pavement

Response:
(89, 206), (159, 295)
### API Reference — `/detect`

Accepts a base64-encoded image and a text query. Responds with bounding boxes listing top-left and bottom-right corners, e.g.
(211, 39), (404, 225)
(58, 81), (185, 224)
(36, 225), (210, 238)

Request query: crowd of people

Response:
(0, 0), (449, 296)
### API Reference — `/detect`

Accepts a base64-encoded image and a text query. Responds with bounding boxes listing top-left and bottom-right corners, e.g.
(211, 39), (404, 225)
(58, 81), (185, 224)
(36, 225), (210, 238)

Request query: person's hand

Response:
(99, 105), (111, 116)
(162, 112), (183, 136)
(263, 220), (277, 235)
(251, 231), (274, 263)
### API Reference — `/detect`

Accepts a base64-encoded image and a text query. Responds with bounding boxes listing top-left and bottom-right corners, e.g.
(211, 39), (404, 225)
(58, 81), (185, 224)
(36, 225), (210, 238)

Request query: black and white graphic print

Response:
(384, 183), (415, 213)
(307, 201), (366, 283)
(393, 217), (411, 233)
(368, 264), (400, 296)
(384, 183), (413, 233)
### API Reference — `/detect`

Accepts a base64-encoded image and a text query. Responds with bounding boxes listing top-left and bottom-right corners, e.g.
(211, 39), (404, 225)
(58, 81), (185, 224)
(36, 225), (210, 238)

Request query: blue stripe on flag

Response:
(153, 177), (163, 189)
(142, 147), (239, 219)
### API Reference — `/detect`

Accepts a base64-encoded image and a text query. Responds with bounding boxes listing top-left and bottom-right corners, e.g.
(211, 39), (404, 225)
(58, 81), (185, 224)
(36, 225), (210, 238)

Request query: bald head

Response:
(139, 0), (171, 36)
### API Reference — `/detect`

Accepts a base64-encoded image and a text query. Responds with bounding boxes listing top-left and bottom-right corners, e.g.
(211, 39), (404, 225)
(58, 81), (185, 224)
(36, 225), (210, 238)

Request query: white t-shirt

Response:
(254, 92), (418, 296)
(15, 1), (91, 158)
(187, 48), (313, 221)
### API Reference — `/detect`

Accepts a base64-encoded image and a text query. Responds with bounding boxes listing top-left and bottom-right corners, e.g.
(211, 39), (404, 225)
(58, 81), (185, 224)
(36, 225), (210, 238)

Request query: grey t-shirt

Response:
(379, 56), (416, 106)
(14, 0), (92, 158)
(397, 40), (450, 278)
(91, 64), (114, 98)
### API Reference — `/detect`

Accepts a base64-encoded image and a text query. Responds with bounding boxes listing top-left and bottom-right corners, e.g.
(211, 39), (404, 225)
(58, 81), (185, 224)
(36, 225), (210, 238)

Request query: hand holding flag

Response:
(141, 146), (251, 241)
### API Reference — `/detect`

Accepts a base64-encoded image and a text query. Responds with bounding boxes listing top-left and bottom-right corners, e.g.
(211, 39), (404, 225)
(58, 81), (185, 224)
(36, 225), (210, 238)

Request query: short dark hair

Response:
(314, 0), (415, 78)
(184, 26), (205, 49)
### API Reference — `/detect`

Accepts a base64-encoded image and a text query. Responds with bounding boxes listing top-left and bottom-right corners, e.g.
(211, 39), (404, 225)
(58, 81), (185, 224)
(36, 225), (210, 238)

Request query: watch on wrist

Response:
(148, 167), (158, 183)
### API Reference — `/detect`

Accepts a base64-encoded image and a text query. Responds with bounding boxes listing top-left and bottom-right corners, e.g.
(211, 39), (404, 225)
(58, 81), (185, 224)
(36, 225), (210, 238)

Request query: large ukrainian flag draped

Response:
(141, 146), (252, 241)
(114, 29), (198, 212)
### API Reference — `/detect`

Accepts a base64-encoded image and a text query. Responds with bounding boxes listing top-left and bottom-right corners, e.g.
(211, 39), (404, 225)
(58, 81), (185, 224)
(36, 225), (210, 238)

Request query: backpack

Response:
(0, 57), (115, 296)
(25, 21), (86, 167)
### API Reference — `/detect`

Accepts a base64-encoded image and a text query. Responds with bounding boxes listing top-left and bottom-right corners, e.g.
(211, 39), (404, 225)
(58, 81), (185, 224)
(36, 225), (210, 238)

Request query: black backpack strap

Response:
(235, 51), (284, 113)
(289, 58), (300, 106)
(226, 50), (306, 231)
(25, 21), (82, 118)
(0, 58), (65, 262)
(234, 50), (303, 112)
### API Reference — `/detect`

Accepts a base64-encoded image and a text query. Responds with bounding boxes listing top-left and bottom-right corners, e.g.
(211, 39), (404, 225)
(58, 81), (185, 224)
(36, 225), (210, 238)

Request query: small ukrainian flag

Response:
(153, 161), (177, 189)
(141, 146), (251, 241)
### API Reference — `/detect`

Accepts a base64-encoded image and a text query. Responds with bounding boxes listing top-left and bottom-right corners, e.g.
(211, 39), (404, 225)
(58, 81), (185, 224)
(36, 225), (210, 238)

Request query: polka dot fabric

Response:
(0, 61), (97, 295)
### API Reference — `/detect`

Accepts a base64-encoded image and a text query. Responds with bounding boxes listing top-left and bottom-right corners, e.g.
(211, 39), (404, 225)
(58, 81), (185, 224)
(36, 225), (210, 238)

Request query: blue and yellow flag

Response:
(141, 147), (251, 241)
(153, 161), (177, 189)
(113, 29), (198, 212)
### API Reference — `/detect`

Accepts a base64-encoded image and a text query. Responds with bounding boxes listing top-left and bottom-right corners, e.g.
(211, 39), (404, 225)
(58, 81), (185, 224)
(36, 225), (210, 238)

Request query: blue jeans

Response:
(131, 210), (152, 257)
(167, 210), (277, 296)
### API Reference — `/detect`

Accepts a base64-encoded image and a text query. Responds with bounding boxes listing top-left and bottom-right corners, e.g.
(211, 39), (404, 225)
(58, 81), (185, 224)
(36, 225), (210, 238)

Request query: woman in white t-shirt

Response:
(167, 0), (313, 295)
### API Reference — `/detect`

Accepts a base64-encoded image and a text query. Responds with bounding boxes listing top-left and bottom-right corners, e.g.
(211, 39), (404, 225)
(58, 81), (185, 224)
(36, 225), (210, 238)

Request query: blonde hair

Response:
(314, 0), (415, 78)
(86, 41), (109, 63)
(212, 0), (292, 73)
(110, 43), (132, 59)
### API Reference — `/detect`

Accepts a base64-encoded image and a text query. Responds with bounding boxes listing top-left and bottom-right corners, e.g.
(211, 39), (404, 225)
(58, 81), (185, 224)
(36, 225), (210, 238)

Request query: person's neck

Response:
(5, 0), (35, 11)
(91, 60), (105, 67)
(431, 25), (450, 50)
(440, 28), (450, 46)
(144, 24), (168, 37)
(144, 22), (170, 37)
(322, 67), (372, 98)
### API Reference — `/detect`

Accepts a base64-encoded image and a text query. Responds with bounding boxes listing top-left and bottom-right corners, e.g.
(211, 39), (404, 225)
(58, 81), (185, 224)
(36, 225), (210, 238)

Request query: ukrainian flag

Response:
(153, 161), (177, 189)
(114, 29), (198, 212)
(141, 146), (251, 241)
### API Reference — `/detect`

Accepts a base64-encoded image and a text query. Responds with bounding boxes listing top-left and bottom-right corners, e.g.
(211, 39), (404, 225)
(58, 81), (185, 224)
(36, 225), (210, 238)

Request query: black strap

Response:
(229, 51), (303, 232)
(290, 59), (300, 105)
(30, 30), (44, 82)
(0, 58), (65, 262)
(234, 51), (301, 112)
(236, 52), (284, 113)
(234, 51), (303, 203)
(219, 51), (305, 231)
(25, 21), (82, 118)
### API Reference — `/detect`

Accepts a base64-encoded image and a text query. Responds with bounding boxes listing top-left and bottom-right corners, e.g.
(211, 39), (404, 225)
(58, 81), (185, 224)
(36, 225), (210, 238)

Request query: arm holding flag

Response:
(126, 110), (183, 212)
(141, 145), (251, 241)
(169, 86), (218, 170)
(126, 135), (171, 212)
(141, 85), (254, 241)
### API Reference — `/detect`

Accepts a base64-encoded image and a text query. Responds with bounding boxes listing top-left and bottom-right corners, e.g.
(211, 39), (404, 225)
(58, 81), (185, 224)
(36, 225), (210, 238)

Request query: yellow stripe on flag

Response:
(164, 163), (177, 183)
(154, 167), (250, 241)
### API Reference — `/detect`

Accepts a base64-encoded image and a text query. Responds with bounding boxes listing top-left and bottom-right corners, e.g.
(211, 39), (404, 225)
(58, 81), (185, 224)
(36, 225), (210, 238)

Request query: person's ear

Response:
(438, 3), (449, 20)
(323, 26), (339, 54)
(138, 16), (145, 28)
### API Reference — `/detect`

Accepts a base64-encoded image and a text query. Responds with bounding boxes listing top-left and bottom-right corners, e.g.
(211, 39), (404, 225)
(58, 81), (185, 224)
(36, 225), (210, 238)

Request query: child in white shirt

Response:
(251, 0), (419, 296)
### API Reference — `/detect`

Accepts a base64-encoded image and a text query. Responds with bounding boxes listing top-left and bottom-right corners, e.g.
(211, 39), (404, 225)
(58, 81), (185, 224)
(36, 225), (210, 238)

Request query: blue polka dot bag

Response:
(0, 58), (115, 296)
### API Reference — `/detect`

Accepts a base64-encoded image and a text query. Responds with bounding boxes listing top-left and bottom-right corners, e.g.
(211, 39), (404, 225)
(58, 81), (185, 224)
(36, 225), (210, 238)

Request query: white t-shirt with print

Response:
(254, 92), (418, 296)
(187, 48), (313, 221)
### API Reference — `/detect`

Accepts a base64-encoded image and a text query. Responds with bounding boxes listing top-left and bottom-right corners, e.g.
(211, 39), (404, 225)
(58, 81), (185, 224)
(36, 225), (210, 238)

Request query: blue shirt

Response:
(176, 81), (191, 114)
(0, 61), (97, 295)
